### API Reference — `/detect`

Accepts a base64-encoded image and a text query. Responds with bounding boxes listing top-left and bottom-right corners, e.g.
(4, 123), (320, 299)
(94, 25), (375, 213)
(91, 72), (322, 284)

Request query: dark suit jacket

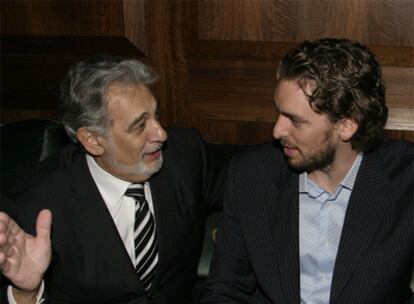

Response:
(4, 128), (225, 304)
(201, 140), (413, 304)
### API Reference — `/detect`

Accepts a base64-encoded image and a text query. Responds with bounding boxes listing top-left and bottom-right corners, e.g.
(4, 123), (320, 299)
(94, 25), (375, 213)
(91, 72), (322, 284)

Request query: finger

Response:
(0, 257), (11, 273)
(0, 213), (22, 237)
(0, 212), (11, 222)
(35, 209), (52, 240)
(0, 251), (5, 265)
(0, 212), (11, 233)
(2, 215), (21, 235)
(0, 230), (6, 246)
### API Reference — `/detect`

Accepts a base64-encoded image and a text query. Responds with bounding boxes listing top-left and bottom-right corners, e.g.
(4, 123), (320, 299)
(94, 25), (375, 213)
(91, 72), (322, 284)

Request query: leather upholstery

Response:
(1, 119), (70, 193)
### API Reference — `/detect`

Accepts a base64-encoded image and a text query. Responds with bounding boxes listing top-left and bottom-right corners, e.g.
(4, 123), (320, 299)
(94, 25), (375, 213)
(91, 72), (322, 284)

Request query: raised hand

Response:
(0, 209), (52, 292)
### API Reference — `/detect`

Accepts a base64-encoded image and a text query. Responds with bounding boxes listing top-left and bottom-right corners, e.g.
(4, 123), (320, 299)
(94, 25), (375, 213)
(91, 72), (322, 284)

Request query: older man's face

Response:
(95, 83), (167, 183)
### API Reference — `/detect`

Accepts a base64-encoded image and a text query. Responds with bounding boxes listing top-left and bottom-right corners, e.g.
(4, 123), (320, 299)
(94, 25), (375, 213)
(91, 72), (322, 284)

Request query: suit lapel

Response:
(148, 161), (178, 286)
(266, 169), (301, 303)
(72, 153), (144, 294)
(330, 151), (390, 302)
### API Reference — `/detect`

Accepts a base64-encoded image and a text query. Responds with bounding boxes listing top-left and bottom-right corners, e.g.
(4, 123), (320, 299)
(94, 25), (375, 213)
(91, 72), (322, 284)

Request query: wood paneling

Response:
(383, 67), (414, 108)
(144, 0), (188, 128)
(123, 0), (147, 54)
(1, 35), (145, 121)
(1, 0), (147, 122)
(186, 58), (275, 143)
(385, 130), (414, 142)
(198, 0), (414, 47)
(1, 0), (413, 143)
(1, 1), (124, 36)
(181, 0), (414, 143)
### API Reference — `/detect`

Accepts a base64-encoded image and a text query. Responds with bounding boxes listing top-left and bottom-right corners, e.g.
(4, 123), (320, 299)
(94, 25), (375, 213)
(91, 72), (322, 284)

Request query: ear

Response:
(337, 118), (358, 142)
(76, 127), (105, 156)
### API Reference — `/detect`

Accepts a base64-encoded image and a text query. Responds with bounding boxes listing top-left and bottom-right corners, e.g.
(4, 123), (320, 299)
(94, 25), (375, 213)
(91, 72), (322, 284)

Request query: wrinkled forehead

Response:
(105, 84), (157, 123)
(105, 83), (154, 104)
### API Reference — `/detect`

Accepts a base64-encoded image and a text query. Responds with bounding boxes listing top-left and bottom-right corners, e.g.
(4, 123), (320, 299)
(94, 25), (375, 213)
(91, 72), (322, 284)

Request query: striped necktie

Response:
(125, 183), (158, 291)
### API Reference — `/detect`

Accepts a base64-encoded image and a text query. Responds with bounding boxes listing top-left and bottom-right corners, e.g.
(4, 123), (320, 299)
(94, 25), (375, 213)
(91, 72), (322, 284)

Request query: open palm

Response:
(0, 209), (52, 292)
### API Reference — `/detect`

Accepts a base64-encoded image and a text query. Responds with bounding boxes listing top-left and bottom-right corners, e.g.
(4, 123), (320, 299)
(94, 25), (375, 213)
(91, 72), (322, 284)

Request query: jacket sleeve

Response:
(199, 160), (263, 304)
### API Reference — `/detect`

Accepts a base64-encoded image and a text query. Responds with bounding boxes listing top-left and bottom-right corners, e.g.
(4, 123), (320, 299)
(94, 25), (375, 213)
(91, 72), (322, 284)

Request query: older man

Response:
(0, 55), (226, 304)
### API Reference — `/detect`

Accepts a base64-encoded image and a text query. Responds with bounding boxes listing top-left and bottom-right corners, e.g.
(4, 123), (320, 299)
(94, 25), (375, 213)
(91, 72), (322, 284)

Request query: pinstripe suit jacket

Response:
(202, 139), (413, 304)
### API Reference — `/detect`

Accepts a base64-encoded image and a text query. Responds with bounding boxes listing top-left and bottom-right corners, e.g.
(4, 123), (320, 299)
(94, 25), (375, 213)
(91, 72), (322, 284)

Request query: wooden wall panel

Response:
(1, 0), (147, 122)
(1, 1), (124, 36)
(182, 0), (414, 143)
(199, 0), (298, 42)
(1, 36), (144, 121)
(385, 130), (414, 142)
(143, 0), (188, 128)
(123, 0), (147, 54)
(201, 118), (274, 144)
(1, 0), (413, 143)
(198, 0), (414, 47)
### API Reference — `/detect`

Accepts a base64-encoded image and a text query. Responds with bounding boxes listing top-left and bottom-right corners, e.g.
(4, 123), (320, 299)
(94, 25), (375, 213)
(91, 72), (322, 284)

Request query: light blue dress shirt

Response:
(299, 154), (362, 304)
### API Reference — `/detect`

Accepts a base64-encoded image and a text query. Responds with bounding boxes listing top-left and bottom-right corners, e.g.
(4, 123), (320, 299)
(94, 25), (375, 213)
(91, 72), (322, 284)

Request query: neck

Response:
(308, 145), (359, 193)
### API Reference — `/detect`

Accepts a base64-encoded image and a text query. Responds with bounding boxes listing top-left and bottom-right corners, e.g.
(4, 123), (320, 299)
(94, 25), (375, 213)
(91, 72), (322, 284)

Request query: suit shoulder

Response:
(234, 141), (284, 162)
(164, 127), (205, 156)
(8, 144), (85, 196)
(166, 127), (203, 145)
(231, 141), (288, 175)
(376, 139), (413, 166)
(373, 139), (413, 184)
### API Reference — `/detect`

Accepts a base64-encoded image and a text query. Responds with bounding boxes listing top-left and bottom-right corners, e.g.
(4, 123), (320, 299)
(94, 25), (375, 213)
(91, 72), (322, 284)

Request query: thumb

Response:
(35, 209), (52, 240)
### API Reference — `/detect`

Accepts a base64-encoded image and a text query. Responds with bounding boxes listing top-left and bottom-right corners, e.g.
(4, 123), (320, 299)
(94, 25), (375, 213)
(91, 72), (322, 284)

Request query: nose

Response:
(273, 113), (287, 139)
(149, 119), (168, 143)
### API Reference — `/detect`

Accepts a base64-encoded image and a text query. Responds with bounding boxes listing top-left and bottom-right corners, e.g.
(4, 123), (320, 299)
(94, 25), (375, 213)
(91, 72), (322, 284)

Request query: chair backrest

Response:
(0, 119), (70, 193)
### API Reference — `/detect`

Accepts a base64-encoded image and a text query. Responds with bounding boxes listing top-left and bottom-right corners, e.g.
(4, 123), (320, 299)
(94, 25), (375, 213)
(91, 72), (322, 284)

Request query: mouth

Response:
(281, 142), (299, 157)
(144, 147), (163, 161)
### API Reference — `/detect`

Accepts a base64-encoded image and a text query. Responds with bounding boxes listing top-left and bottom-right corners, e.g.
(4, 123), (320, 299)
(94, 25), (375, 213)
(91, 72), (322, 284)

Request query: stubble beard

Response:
(287, 130), (336, 173)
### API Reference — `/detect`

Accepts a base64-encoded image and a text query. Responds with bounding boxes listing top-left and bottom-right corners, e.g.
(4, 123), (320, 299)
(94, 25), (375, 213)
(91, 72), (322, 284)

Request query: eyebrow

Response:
(279, 110), (308, 123)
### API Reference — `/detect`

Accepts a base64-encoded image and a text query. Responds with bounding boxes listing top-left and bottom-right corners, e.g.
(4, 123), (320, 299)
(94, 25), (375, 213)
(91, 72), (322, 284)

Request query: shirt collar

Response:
(86, 154), (131, 207)
(340, 153), (363, 190)
(299, 153), (363, 193)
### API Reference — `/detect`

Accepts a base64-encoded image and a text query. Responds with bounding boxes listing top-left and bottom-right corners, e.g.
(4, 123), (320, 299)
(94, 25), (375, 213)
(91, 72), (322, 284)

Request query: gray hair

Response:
(59, 54), (158, 142)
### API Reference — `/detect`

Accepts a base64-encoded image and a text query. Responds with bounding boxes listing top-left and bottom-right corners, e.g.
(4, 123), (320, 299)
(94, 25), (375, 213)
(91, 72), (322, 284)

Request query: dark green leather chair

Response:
(1, 119), (70, 193)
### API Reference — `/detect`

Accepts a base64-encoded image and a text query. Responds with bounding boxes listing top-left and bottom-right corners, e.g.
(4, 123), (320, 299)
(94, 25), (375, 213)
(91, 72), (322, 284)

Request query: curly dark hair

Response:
(276, 38), (388, 152)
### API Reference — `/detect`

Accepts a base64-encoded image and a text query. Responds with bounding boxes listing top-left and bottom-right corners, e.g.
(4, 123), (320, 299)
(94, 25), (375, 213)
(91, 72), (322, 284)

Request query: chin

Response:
(287, 157), (301, 168)
(141, 158), (163, 177)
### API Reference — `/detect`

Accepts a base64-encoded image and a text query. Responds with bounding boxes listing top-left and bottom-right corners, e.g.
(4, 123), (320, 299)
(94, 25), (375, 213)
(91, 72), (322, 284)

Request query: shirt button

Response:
(324, 239), (331, 246)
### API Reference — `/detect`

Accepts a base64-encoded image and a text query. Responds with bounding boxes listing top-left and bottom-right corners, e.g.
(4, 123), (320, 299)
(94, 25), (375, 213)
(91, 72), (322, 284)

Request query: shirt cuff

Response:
(7, 281), (45, 304)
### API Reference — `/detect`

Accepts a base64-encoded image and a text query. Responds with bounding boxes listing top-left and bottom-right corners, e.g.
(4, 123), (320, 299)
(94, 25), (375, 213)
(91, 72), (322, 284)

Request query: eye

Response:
(291, 119), (303, 128)
(137, 121), (146, 130)
(132, 120), (146, 132)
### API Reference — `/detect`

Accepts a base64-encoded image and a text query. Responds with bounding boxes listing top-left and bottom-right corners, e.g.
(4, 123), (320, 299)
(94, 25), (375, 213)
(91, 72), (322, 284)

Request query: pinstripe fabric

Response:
(202, 140), (413, 304)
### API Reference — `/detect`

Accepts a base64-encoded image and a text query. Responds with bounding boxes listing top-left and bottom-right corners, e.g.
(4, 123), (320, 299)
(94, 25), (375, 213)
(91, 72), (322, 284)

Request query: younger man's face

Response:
(272, 80), (339, 172)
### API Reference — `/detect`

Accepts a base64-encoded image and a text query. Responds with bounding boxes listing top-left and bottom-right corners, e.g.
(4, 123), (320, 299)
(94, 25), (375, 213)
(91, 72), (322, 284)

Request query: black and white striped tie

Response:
(125, 184), (158, 291)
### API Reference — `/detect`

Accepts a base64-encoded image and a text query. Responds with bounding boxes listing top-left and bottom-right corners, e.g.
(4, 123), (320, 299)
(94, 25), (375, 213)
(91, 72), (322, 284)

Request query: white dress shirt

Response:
(8, 154), (156, 303)
(86, 154), (156, 264)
